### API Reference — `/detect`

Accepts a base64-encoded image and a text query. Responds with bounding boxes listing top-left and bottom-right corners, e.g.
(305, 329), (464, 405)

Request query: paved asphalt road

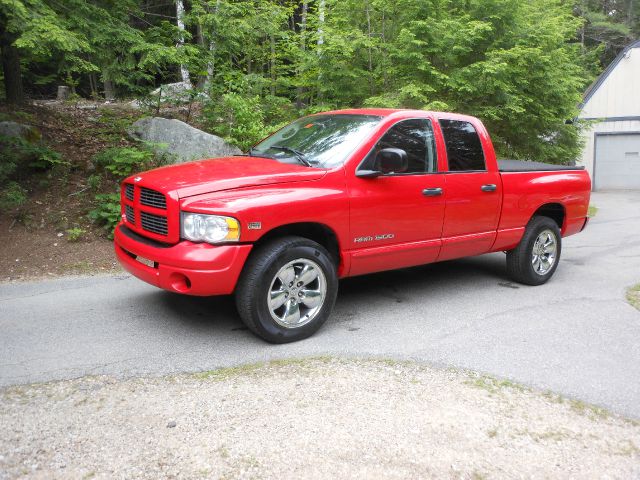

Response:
(1, 192), (639, 417)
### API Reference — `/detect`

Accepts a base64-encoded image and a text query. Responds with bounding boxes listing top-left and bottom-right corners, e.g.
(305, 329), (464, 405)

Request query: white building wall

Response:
(576, 42), (640, 185)
(579, 48), (640, 119)
(578, 120), (640, 176)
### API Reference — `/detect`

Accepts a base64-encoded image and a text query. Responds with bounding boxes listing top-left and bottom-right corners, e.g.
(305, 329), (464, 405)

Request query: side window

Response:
(439, 119), (486, 171)
(363, 119), (437, 174)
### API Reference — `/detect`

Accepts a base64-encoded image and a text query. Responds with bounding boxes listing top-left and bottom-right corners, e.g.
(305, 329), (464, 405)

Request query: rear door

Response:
(437, 118), (501, 261)
(347, 118), (446, 276)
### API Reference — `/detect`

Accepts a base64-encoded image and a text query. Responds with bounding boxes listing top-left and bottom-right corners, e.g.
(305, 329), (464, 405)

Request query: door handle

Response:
(422, 187), (443, 196)
(481, 184), (497, 192)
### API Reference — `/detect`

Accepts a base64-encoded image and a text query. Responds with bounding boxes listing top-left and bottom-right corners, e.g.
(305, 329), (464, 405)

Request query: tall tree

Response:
(0, 10), (24, 104)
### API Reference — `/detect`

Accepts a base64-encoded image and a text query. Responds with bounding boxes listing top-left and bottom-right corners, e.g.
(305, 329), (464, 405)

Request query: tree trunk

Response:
(317, 0), (325, 102)
(0, 25), (24, 104)
(176, 0), (191, 85)
(270, 33), (276, 96)
(205, 0), (221, 88)
(195, 22), (206, 89)
(57, 86), (70, 101)
(381, 9), (388, 90)
(317, 0), (325, 47)
(365, 0), (374, 95)
(295, 0), (309, 109)
(88, 73), (98, 99)
(103, 78), (115, 101)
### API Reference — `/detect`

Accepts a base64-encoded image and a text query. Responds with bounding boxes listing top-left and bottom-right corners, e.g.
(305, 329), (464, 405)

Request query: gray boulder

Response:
(128, 117), (241, 163)
(0, 121), (41, 143)
(149, 82), (191, 102)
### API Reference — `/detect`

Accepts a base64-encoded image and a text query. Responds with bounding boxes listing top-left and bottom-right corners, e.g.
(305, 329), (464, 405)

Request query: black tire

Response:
(235, 236), (338, 343)
(506, 216), (562, 286)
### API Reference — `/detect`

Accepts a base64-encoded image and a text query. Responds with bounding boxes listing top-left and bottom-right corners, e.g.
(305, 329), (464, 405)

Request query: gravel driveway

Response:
(2, 358), (639, 479)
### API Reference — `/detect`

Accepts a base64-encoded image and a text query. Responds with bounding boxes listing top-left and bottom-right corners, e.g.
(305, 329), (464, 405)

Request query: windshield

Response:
(251, 114), (382, 168)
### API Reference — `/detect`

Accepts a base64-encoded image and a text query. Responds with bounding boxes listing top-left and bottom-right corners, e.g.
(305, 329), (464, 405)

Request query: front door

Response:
(347, 118), (446, 276)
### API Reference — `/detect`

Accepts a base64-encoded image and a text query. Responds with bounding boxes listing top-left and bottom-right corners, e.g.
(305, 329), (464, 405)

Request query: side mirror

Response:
(375, 148), (408, 174)
(355, 147), (409, 178)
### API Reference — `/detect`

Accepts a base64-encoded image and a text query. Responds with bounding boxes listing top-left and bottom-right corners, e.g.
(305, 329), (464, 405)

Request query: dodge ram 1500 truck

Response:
(114, 109), (591, 343)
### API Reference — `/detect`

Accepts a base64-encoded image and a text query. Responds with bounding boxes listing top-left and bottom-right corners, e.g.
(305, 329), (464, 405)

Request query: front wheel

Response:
(235, 236), (338, 343)
(506, 216), (561, 286)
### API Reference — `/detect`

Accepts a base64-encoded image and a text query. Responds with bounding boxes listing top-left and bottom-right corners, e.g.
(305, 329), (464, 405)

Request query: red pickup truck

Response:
(114, 109), (591, 343)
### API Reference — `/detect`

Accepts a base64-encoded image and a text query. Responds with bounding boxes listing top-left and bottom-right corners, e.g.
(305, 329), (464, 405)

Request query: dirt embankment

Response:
(0, 102), (135, 281)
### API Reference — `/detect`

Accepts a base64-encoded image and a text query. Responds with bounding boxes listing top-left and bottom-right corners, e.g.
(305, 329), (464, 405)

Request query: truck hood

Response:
(127, 156), (327, 198)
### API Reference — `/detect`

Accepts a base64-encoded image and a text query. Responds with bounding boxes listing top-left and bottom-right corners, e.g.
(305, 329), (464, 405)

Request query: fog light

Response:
(169, 273), (191, 293)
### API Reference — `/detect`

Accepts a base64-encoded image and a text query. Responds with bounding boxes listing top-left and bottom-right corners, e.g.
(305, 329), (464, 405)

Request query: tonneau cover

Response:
(498, 159), (585, 172)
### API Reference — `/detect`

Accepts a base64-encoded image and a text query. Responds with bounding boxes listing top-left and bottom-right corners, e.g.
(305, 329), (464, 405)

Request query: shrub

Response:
(87, 174), (102, 191)
(0, 135), (67, 184)
(0, 182), (28, 212)
(28, 147), (67, 170)
(66, 227), (86, 242)
(92, 147), (155, 178)
(88, 193), (121, 238)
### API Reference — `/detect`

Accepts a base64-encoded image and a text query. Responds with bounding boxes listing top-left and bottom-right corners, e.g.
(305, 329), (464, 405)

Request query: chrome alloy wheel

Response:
(268, 258), (327, 329)
(531, 229), (557, 275)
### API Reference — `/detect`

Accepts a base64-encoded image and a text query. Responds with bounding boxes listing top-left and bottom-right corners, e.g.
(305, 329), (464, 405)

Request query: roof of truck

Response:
(318, 108), (479, 122)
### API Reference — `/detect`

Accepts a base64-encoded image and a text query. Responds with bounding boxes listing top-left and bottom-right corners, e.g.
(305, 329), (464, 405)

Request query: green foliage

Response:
(93, 147), (153, 177)
(0, 182), (28, 212)
(88, 193), (121, 238)
(65, 227), (86, 242)
(27, 145), (67, 170)
(202, 93), (269, 150)
(87, 174), (102, 191)
(0, 135), (65, 184)
(5, 0), (640, 162)
(92, 146), (158, 178)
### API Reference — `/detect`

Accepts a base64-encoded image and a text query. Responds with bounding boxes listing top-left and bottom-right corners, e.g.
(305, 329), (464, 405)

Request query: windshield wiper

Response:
(269, 145), (313, 167)
(244, 147), (277, 160)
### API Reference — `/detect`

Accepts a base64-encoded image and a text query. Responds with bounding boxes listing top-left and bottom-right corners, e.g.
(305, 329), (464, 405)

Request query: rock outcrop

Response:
(128, 117), (241, 162)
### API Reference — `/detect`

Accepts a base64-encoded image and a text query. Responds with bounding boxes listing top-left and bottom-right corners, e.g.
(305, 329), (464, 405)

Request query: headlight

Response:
(181, 213), (240, 243)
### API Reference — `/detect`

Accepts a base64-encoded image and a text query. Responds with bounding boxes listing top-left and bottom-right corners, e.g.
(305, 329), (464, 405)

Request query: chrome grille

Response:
(125, 205), (135, 224)
(140, 187), (166, 209)
(141, 211), (168, 236)
(124, 183), (134, 201)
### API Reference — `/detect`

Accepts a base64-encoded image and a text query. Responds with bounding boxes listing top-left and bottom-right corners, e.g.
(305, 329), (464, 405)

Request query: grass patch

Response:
(569, 399), (611, 419)
(465, 374), (530, 395)
(626, 283), (640, 311)
(615, 439), (640, 456)
(532, 428), (572, 442)
(195, 362), (264, 380)
(194, 356), (334, 381)
(588, 204), (598, 217)
(542, 390), (565, 404)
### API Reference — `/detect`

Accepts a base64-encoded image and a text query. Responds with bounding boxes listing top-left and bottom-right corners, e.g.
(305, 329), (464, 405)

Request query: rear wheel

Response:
(235, 236), (338, 343)
(506, 216), (561, 286)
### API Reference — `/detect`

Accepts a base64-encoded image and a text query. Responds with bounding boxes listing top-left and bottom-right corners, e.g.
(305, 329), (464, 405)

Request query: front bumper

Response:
(114, 223), (252, 296)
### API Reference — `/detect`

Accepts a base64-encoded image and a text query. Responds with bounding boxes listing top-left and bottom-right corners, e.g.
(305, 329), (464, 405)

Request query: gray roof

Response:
(579, 39), (640, 111)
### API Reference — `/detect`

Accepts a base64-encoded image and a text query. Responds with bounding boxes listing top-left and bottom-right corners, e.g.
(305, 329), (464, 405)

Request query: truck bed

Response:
(498, 159), (585, 172)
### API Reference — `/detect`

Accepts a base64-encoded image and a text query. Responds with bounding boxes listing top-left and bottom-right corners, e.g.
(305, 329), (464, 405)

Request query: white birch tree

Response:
(176, 0), (191, 85)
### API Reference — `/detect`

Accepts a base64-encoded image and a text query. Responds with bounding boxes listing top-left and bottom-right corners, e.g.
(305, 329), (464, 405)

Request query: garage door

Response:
(595, 133), (640, 190)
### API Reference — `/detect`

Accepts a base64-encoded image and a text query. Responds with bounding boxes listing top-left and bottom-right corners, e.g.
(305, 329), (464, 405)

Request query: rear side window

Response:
(439, 119), (486, 171)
